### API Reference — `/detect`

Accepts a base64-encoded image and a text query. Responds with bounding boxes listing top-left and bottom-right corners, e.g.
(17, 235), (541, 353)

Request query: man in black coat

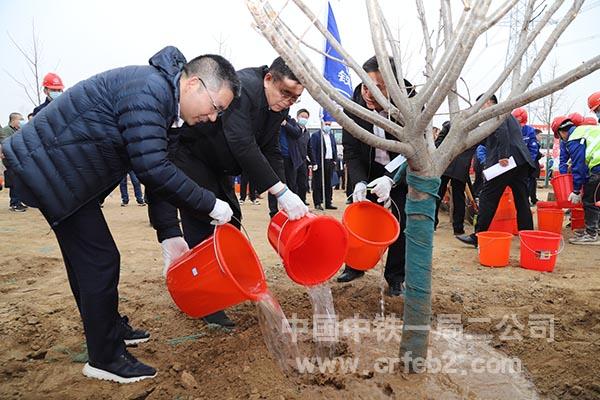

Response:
(148, 57), (308, 327)
(1, 46), (240, 383)
(434, 121), (477, 235)
(337, 56), (415, 297)
(456, 94), (535, 246)
(310, 120), (338, 210)
(295, 108), (312, 204)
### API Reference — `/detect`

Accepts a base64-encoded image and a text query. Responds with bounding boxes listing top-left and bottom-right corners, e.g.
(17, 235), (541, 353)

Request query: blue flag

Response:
(322, 1), (352, 122)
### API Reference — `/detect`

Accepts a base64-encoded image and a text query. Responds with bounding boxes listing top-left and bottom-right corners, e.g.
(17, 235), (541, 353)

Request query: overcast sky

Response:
(0, 0), (599, 128)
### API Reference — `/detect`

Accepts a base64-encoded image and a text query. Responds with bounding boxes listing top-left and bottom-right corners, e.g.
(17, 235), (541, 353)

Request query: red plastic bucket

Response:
(537, 208), (564, 234)
(571, 208), (585, 230)
(166, 224), (267, 318)
(476, 231), (512, 267)
(536, 201), (558, 209)
(342, 202), (400, 271)
(518, 230), (563, 272)
(551, 174), (576, 208)
(268, 211), (348, 286)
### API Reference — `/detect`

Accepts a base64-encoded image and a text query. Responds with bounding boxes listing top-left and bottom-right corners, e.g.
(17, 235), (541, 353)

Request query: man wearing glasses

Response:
(149, 57), (308, 328)
(1, 46), (241, 383)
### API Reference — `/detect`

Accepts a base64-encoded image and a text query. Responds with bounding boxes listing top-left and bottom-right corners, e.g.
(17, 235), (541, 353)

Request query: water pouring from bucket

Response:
(268, 211), (348, 358)
(165, 223), (301, 373)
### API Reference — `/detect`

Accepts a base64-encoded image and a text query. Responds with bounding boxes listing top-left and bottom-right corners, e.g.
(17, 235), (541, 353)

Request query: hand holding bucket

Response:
(166, 224), (268, 318)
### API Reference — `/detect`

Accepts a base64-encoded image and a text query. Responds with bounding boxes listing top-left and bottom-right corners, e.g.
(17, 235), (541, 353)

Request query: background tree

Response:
(247, 0), (600, 368)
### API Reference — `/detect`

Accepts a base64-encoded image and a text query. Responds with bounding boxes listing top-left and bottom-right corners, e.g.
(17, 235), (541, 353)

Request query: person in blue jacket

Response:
(0, 46), (240, 383)
(552, 116), (600, 244)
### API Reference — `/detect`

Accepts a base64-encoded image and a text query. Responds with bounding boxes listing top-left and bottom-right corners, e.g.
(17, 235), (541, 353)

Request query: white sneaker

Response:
(238, 199), (245, 205)
(569, 232), (598, 245)
(252, 199), (261, 205)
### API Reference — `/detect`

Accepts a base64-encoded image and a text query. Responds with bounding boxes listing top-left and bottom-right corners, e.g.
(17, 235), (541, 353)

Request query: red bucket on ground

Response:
(166, 224), (267, 318)
(536, 201), (558, 209)
(571, 208), (585, 230)
(268, 211), (348, 286)
(537, 208), (564, 234)
(551, 174), (576, 208)
(342, 202), (400, 271)
(519, 230), (562, 272)
(476, 231), (513, 267)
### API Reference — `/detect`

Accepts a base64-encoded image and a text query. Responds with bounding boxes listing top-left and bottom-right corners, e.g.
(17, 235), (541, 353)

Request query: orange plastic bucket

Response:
(166, 224), (267, 318)
(571, 208), (585, 230)
(476, 231), (512, 267)
(519, 230), (563, 272)
(537, 208), (564, 234)
(268, 211), (348, 286)
(551, 174), (575, 208)
(342, 202), (400, 271)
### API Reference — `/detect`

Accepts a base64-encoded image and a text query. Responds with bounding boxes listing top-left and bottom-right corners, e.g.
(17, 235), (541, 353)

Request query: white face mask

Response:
(49, 90), (62, 100)
(19, 119), (26, 128)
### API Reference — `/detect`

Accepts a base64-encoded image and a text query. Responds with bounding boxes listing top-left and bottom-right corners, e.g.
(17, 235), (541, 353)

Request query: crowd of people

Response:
(0, 45), (598, 384)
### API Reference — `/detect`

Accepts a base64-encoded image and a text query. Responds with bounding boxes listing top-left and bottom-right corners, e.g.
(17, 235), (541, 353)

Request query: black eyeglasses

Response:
(198, 77), (225, 117)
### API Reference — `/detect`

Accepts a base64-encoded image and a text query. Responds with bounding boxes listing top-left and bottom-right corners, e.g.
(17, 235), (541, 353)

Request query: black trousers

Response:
(344, 183), (407, 285)
(53, 200), (125, 364)
(475, 163), (533, 233)
(239, 173), (256, 202)
(283, 157), (298, 194)
(296, 161), (309, 203)
(583, 173), (600, 235)
(312, 160), (334, 206)
(435, 175), (467, 233)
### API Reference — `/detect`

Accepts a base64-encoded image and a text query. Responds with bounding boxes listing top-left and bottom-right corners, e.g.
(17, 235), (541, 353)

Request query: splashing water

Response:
(378, 258), (386, 318)
(306, 283), (337, 359)
(255, 291), (300, 374)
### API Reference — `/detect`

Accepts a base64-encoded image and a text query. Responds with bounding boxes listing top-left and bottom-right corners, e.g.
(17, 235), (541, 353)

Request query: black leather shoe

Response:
(202, 311), (235, 328)
(387, 281), (405, 297)
(325, 205), (338, 210)
(453, 228), (465, 235)
(336, 268), (365, 283)
(82, 350), (156, 383)
(315, 204), (324, 211)
(119, 315), (150, 346)
(456, 234), (477, 247)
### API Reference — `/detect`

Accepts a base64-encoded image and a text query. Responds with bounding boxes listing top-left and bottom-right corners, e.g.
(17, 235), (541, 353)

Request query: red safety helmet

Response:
(566, 112), (584, 126)
(551, 116), (573, 138)
(42, 72), (64, 90)
(588, 91), (600, 112)
(583, 117), (598, 125)
(511, 107), (528, 125)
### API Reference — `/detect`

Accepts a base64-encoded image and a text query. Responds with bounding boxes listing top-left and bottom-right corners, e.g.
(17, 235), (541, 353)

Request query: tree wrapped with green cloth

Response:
(247, 0), (600, 370)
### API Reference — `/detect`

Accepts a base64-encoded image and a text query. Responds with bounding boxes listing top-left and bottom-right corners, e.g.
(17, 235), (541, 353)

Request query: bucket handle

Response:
(211, 217), (253, 276)
(520, 234), (565, 260)
(276, 216), (292, 259)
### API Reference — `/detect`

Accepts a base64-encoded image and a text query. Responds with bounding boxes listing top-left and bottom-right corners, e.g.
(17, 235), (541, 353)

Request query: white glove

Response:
(368, 176), (394, 204)
(277, 187), (309, 220)
(568, 191), (581, 204)
(312, 165), (318, 171)
(209, 198), (233, 225)
(161, 237), (189, 277)
(353, 182), (368, 203)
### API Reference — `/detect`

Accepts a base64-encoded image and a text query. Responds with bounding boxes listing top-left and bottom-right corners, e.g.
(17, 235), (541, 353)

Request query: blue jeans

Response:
(119, 171), (144, 204)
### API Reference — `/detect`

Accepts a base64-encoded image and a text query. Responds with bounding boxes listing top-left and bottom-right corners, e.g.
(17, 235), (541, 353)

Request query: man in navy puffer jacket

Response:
(0, 46), (240, 383)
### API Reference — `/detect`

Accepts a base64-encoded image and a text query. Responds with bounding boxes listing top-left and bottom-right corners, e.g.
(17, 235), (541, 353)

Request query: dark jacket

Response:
(1, 46), (217, 226)
(148, 66), (289, 241)
(434, 121), (476, 183)
(219, 66), (288, 192)
(342, 84), (405, 187)
(310, 129), (337, 166)
(297, 125), (311, 164)
(482, 115), (535, 170)
(280, 116), (304, 169)
(32, 97), (51, 117)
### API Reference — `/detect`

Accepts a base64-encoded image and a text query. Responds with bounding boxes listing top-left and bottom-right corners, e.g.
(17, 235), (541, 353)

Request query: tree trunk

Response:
(397, 166), (440, 370)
